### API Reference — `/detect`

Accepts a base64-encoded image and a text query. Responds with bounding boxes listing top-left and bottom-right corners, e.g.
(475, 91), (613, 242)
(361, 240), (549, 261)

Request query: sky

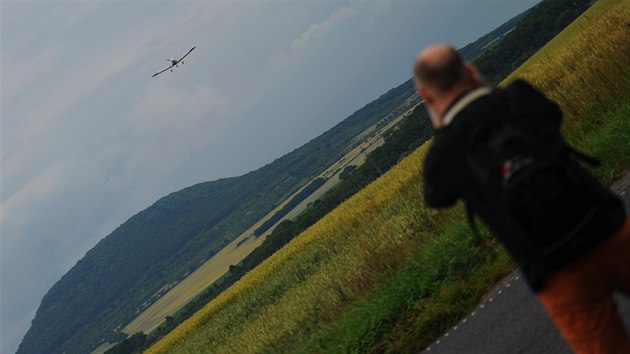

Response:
(1, 1), (541, 353)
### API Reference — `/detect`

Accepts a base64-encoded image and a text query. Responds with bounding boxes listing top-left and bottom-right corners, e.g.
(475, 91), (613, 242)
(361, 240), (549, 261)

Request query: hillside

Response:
(17, 0), (594, 353)
(145, 0), (630, 352)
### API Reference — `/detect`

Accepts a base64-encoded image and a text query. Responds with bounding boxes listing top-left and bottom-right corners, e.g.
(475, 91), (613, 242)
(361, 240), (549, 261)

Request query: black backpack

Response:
(465, 116), (601, 256)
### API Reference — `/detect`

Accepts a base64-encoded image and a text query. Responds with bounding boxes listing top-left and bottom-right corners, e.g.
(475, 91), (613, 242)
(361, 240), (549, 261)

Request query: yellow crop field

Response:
(504, 0), (630, 140)
(147, 0), (630, 352)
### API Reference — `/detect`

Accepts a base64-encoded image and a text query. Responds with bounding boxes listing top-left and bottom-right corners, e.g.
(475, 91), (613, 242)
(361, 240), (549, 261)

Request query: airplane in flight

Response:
(152, 46), (196, 77)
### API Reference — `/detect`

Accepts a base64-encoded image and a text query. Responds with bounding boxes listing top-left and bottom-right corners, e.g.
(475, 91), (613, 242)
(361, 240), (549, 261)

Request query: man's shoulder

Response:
(447, 86), (505, 127)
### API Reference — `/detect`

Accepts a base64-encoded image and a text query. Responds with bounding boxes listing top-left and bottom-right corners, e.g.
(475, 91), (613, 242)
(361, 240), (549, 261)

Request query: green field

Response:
(146, 0), (630, 352)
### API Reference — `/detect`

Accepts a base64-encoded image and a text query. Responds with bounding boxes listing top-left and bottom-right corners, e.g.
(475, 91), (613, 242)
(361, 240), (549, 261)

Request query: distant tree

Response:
(340, 165), (357, 180)
(555, 9), (574, 30)
(105, 333), (147, 354)
(229, 264), (239, 274)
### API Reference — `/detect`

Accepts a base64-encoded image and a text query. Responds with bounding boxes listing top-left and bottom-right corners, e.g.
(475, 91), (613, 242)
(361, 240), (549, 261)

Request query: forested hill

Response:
(18, 0), (593, 352)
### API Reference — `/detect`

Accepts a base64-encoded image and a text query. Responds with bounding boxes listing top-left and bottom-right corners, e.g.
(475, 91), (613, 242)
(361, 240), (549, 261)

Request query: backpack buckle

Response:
(502, 156), (534, 184)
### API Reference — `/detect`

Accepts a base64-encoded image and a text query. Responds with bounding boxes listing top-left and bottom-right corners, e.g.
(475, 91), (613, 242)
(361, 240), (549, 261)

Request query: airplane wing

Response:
(152, 64), (175, 77)
(178, 46), (196, 62)
(152, 47), (195, 77)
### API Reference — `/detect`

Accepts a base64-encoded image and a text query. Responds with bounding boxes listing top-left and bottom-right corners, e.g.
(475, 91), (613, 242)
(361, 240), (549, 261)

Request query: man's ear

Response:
(464, 62), (484, 85)
(417, 85), (441, 128)
(419, 86), (433, 105)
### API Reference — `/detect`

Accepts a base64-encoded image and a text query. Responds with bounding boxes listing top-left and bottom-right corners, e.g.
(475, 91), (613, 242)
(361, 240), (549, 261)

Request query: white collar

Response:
(441, 86), (492, 127)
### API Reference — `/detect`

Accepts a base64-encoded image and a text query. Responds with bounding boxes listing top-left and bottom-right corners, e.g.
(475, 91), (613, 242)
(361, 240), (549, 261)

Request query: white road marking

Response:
(422, 273), (520, 352)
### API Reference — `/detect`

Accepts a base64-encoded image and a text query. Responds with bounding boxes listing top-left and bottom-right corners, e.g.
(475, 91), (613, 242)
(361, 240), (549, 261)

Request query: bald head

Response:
(413, 44), (486, 128)
(414, 44), (466, 93)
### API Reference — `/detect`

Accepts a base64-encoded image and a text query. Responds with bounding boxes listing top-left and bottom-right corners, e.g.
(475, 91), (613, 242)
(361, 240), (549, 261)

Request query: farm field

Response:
(122, 219), (267, 335)
(146, 0), (630, 352)
(280, 104), (416, 224)
(121, 97), (415, 336)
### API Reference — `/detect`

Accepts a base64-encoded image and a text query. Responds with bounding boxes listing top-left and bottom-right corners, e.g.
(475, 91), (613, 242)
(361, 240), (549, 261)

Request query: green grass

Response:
(579, 97), (630, 184)
(296, 221), (512, 354)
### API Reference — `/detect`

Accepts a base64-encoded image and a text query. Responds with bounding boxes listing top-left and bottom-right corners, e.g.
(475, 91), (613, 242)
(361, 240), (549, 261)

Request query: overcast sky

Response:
(1, 1), (541, 353)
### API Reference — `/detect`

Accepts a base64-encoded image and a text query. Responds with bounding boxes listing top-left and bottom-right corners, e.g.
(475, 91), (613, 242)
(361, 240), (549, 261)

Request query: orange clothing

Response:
(537, 216), (630, 354)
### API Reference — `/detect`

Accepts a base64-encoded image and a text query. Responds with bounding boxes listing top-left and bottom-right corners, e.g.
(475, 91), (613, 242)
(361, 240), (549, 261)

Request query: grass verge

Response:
(296, 221), (512, 354)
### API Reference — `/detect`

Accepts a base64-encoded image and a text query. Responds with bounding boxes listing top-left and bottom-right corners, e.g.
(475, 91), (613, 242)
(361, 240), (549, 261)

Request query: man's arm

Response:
(423, 145), (466, 208)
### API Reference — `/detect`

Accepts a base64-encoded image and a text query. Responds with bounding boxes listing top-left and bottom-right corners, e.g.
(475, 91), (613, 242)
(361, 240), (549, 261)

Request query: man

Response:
(414, 44), (630, 353)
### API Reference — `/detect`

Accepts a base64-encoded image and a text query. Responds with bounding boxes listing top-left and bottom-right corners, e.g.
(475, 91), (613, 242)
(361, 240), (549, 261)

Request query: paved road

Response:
(423, 173), (630, 354)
